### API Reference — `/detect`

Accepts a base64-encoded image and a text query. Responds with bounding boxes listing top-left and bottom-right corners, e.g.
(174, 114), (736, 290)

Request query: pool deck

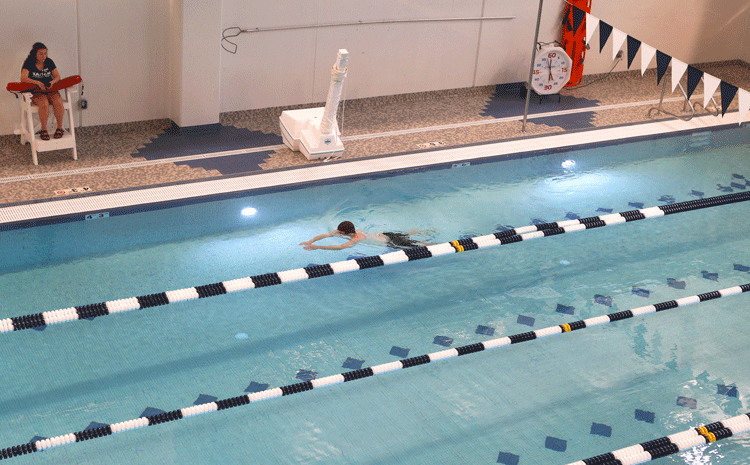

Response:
(1, 60), (749, 221)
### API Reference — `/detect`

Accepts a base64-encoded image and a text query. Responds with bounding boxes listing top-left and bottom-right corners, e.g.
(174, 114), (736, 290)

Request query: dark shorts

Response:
(383, 232), (419, 249)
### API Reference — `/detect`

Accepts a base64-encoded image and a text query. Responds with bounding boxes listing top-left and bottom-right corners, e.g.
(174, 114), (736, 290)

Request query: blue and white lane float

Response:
(1, 190), (749, 334)
(567, 412), (750, 465)
(1, 283), (749, 460)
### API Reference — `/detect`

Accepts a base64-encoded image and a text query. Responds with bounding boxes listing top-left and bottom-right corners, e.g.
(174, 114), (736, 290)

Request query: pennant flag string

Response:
(720, 81), (738, 117)
(570, 5), (586, 35)
(626, 36), (641, 69)
(598, 20), (613, 53)
(569, 1), (748, 123)
(586, 15), (599, 45)
(739, 89), (750, 122)
(686, 65), (704, 100)
(703, 74), (721, 109)
(671, 58), (688, 93)
(611, 28), (627, 61)
(655, 50), (672, 86)
(640, 43), (656, 76)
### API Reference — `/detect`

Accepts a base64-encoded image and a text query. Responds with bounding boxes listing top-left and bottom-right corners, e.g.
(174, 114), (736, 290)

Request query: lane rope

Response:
(566, 412), (750, 465)
(2, 190), (749, 335)
(1, 282), (748, 460)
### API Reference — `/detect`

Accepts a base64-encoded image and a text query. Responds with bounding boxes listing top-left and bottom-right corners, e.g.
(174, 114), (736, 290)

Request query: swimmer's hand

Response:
(299, 240), (317, 250)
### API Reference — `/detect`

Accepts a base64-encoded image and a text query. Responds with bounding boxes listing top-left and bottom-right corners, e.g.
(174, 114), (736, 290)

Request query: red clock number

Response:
(548, 52), (556, 59)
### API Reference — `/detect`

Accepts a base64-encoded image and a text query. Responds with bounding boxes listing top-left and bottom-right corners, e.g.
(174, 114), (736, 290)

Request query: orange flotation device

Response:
(6, 75), (82, 95)
(561, 0), (591, 88)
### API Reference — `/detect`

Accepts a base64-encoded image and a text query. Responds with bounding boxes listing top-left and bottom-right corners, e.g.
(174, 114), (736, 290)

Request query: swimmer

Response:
(300, 221), (433, 250)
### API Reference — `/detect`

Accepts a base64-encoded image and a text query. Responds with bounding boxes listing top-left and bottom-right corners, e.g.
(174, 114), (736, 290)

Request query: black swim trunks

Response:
(382, 232), (419, 249)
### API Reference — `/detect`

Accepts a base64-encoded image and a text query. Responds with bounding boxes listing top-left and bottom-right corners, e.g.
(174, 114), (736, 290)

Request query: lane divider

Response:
(1, 283), (748, 460)
(567, 412), (750, 465)
(1, 190), (749, 335)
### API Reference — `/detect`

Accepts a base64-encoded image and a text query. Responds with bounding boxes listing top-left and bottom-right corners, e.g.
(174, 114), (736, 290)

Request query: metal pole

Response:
(521, 0), (544, 133)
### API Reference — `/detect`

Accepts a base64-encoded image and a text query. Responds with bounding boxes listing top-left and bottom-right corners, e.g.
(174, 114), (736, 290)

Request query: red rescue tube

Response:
(561, 0), (591, 88)
(6, 75), (82, 94)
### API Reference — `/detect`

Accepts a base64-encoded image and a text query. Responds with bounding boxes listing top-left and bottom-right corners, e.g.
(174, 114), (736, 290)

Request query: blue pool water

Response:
(1, 126), (750, 464)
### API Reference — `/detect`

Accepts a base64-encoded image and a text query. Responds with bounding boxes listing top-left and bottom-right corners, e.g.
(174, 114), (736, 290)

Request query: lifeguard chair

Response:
(7, 76), (81, 165)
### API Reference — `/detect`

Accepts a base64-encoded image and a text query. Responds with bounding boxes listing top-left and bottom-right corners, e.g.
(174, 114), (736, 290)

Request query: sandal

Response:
(54, 128), (64, 139)
(40, 130), (50, 141)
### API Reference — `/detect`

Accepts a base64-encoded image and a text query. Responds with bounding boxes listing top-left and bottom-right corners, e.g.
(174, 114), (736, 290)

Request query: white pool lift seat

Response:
(15, 87), (78, 165)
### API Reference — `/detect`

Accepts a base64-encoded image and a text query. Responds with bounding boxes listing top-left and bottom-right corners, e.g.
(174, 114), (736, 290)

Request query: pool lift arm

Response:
(279, 49), (349, 160)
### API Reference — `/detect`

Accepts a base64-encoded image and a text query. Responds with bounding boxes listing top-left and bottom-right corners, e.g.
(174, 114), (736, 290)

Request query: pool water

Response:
(1, 127), (750, 464)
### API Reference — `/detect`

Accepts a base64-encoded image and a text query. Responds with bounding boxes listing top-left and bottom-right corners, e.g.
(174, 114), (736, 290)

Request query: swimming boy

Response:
(300, 221), (428, 250)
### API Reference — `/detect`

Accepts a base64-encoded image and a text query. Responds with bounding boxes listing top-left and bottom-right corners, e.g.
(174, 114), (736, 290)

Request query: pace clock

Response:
(531, 45), (572, 95)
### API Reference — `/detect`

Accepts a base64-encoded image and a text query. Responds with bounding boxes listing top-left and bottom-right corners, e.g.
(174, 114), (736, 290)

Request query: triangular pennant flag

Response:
(586, 14), (599, 46)
(655, 50), (672, 85)
(599, 21), (613, 53)
(720, 81), (738, 117)
(641, 43), (656, 76)
(739, 89), (750, 125)
(571, 5), (586, 35)
(627, 36), (641, 69)
(671, 58), (687, 92)
(702, 74), (721, 109)
(611, 28), (627, 61)
(685, 66), (704, 100)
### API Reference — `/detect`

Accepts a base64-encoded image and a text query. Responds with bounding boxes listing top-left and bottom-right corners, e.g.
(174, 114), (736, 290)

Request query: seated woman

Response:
(20, 42), (66, 140)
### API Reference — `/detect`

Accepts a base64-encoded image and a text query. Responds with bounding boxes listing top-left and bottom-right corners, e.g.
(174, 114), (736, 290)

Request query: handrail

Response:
(648, 76), (720, 121)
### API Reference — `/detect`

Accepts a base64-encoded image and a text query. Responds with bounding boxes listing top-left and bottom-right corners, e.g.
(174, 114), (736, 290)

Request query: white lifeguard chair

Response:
(15, 88), (78, 165)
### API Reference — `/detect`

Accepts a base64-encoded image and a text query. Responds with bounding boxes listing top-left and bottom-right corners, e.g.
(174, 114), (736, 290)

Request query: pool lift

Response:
(280, 49), (349, 160)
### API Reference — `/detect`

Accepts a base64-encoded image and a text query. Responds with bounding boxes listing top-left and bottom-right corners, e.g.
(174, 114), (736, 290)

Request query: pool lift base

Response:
(280, 49), (349, 160)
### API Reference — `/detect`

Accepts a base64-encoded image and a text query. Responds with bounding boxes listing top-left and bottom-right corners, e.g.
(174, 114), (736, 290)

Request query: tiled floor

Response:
(1, 60), (748, 207)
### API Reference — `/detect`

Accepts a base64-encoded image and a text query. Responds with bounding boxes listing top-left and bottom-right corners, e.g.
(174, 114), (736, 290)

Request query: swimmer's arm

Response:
(302, 233), (364, 250)
(305, 237), (359, 250)
(300, 231), (336, 246)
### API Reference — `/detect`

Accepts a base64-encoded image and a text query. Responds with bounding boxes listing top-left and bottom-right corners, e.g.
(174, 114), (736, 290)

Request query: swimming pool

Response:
(1, 125), (749, 464)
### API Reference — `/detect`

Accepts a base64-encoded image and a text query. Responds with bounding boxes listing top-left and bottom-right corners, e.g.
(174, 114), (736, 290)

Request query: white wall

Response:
(170, 0), (222, 127)
(0, 0), (78, 136)
(1, 0), (749, 136)
(582, 0), (750, 75)
(77, 0), (170, 128)
(219, 0), (568, 112)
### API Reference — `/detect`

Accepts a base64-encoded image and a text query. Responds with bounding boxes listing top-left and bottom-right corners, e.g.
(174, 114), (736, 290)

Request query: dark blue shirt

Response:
(22, 57), (56, 87)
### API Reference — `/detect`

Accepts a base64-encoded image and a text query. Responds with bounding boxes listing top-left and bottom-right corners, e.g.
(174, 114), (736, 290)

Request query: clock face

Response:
(532, 46), (572, 95)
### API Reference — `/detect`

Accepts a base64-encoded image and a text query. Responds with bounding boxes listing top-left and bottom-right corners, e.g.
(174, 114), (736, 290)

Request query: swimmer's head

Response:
(337, 221), (355, 235)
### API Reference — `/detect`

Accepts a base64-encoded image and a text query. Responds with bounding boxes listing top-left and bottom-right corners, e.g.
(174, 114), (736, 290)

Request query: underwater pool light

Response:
(241, 207), (257, 216)
(561, 159), (576, 169)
